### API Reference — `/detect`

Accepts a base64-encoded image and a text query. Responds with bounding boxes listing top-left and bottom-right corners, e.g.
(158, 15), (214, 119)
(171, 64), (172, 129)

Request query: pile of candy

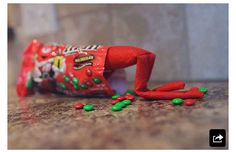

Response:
(73, 103), (94, 111)
(73, 87), (208, 112)
(73, 90), (136, 112)
(111, 93), (135, 111)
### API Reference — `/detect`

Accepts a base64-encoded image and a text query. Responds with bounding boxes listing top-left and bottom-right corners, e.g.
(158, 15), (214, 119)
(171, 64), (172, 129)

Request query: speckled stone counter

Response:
(8, 82), (228, 149)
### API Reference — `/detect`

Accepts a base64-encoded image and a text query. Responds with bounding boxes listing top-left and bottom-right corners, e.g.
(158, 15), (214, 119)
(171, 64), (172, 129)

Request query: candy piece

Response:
(122, 99), (132, 105)
(73, 84), (79, 90)
(72, 77), (79, 85)
(64, 75), (69, 82)
(115, 102), (126, 108)
(59, 83), (66, 90)
(112, 94), (120, 99)
(27, 79), (33, 89)
(80, 84), (88, 89)
(117, 96), (125, 101)
(183, 99), (196, 106)
(26, 73), (33, 89)
(199, 87), (208, 94)
(92, 77), (102, 84)
(124, 94), (135, 101)
(73, 103), (84, 109)
(111, 99), (120, 105)
(83, 104), (94, 111)
(112, 105), (122, 111)
(171, 98), (183, 105)
(86, 69), (92, 76)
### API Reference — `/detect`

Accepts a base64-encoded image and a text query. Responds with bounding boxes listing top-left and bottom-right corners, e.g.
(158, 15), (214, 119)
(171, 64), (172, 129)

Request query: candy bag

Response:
(17, 40), (204, 100)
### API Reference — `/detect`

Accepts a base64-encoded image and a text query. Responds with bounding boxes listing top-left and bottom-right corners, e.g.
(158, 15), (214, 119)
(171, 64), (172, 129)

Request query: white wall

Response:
(8, 4), (228, 85)
(186, 4), (228, 80)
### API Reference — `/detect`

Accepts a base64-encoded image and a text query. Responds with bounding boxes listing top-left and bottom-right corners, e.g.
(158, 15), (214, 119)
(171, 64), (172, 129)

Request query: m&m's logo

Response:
(74, 54), (95, 70)
(74, 54), (94, 63)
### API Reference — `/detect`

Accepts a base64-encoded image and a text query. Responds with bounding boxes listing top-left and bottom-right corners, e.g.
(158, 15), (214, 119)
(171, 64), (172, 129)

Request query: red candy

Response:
(117, 96), (125, 101)
(86, 69), (92, 77)
(124, 94), (135, 101)
(183, 99), (196, 106)
(111, 99), (120, 105)
(73, 103), (84, 109)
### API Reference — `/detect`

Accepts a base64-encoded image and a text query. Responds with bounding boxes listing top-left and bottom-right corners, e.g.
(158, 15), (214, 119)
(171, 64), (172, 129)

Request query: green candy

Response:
(199, 87), (208, 94)
(115, 102), (126, 108)
(64, 75), (70, 82)
(112, 105), (122, 111)
(83, 104), (94, 111)
(73, 84), (79, 90)
(59, 83), (66, 90)
(122, 100), (132, 105)
(72, 77), (79, 85)
(80, 84), (88, 89)
(27, 79), (33, 89)
(111, 94), (120, 99)
(26, 73), (33, 89)
(92, 77), (102, 84)
(171, 98), (183, 105)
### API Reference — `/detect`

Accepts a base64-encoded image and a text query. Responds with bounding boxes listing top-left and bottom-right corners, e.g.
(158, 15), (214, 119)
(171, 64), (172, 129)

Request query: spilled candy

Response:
(83, 104), (94, 111)
(73, 103), (84, 109)
(183, 99), (196, 106)
(171, 98), (183, 105)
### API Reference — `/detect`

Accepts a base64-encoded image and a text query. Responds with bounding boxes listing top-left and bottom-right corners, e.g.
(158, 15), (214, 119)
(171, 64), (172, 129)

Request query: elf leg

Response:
(133, 50), (204, 99)
(105, 46), (155, 92)
(105, 46), (204, 100)
(137, 87), (204, 100)
(152, 81), (185, 91)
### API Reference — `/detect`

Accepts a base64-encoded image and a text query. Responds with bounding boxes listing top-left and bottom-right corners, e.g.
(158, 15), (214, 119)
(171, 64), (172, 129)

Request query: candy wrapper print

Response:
(17, 40), (205, 100)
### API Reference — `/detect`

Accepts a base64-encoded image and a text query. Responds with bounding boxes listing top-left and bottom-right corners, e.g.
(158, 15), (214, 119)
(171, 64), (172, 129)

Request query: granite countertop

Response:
(8, 82), (228, 149)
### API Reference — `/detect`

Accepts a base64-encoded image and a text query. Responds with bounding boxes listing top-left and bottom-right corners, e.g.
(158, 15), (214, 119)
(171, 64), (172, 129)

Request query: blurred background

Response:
(8, 4), (228, 86)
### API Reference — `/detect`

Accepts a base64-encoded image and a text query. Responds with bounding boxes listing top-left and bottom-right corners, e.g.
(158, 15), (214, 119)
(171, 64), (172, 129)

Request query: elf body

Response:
(17, 40), (204, 100)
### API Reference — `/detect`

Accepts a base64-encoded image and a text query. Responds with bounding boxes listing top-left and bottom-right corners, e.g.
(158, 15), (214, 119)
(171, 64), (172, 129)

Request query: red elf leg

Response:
(105, 46), (204, 100)
(152, 81), (185, 91)
(137, 87), (204, 100)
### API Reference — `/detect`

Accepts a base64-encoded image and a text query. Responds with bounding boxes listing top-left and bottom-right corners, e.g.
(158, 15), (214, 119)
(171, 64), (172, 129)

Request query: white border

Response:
(228, 0), (235, 151)
(0, 0), (7, 151)
(6, 0), (231, 3)
(1, 0), (234, 151)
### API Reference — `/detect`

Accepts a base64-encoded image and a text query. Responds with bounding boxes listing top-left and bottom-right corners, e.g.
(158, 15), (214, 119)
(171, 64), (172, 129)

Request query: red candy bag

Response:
(17, 40), (204, 100)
